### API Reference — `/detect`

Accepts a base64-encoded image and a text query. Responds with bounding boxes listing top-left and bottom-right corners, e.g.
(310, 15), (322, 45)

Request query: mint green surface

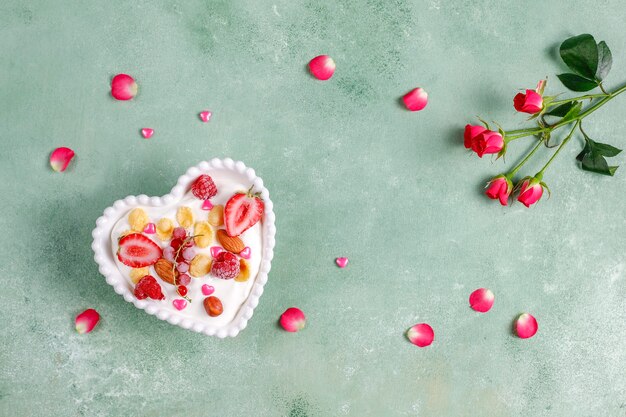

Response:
(1, 1), (625, 416)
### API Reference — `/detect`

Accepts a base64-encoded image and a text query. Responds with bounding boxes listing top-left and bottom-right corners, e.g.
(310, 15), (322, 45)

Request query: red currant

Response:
(177, 285), (188, 297)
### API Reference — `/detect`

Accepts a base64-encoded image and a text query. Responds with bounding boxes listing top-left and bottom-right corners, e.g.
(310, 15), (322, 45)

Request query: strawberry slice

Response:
(117, 233), (162, 268)
(224, 190), (264, 237)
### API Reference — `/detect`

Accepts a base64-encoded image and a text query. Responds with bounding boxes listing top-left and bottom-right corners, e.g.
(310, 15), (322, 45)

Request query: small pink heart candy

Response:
(210, 246), (224, 258)
(201, 200), (214, 210)
(335, 257), (349, 268)
(199, 111), (212, 123)
(143, 223), (156, 234)
(201, 284), (215, 296)
(172, 299), (187, 311)
(141, 128), (154, 139)
(239, 247), (251, 259)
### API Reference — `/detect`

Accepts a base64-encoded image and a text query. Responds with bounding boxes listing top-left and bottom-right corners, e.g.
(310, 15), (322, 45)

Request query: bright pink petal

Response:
(515, 313), (538, 339)
(469, 288), (494, 313)
(111, 74), (138, 100)
(75, 309), (100, 334)
(50, 147), (75, 172)
(407, 323), (434, 347)
(464, 124), (487, 149)
(199, 111), (212, 122)
(335, 257), (349, 268)
(402, 88), (428, 112)
(280, 307), (306, 332)
(308, 55), (335, 80)
(141, 128), (154, 139)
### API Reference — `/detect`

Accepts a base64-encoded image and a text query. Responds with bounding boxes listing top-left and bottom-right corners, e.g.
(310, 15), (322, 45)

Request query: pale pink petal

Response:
(111, 74), (138, 101)
(469, 288), (495, 313)
(199, 111), (212, 122)
(515, 313), (538, 339)
(50, 147), (75, 172)
(407, 323), (434, 347)
(280, 307), (306, 332)
(75, 309), (100, 334)
(141, 128), (154, 139)
(308, 55), (335, 80)
(335, 257), (349, 268)
(402, 87), (428, 112)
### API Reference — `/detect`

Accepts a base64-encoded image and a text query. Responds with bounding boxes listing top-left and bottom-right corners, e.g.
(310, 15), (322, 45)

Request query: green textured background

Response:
(1, 1), (625, 416)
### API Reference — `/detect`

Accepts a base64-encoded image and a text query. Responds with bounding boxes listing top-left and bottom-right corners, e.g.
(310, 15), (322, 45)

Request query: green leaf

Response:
(560, 101), (582, 122)
(557, 73), (598, 92)
(560, 34), (599, 79)
(581, 152), (615, 176)
(596, 41), (612, 81)
(544, 101), (577, 117)
(594, 141), (622, 157)
(576, 137), (622, 176)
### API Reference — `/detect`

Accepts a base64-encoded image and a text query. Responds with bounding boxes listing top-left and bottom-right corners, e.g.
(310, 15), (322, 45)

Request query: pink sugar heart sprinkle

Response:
(172, 299), (187, 311)
(210, 246), (224, 258)
(141, 128), (154, 139)
(335, 257), (348, 268)
(407, 323), (434, 347)
(239, 247), (251, 259)
(50, 147), (75, 172)
(199, 111), (212, 122)
(201, 284), (215, 296)
(469, 288), (495, 313)
(143, 223), (156, 234)
(201, 200), (214, 210)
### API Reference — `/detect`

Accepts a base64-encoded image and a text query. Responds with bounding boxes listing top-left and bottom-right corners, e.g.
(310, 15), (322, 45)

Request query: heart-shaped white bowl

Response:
(91, 158), (276, 338)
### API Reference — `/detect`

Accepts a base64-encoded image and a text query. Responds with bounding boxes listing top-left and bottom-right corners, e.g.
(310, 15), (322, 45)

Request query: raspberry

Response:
(191, 175), (218, 200)
(134, 275), (165, 300)
(211, 251), (240, 279)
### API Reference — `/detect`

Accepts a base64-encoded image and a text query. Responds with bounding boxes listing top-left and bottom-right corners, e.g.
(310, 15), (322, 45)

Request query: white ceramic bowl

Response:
(91, 158), (276, 338)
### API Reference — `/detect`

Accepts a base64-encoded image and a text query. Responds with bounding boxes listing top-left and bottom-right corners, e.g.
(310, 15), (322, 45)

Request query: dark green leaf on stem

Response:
(544, 101), (578, 117)
(576, 137), (622, 176)
(560, 34), (599, 79)
(561, 101), (582, 123)
(557, 73), (598, 92)
(596, 41), (612, 81)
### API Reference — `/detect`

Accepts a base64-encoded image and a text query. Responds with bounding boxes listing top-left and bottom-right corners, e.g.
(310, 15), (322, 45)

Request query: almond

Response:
(189, 254), (212, 277)
(208, 205), (224, 227)
(204, 296), (223, 317)
(216, 229), (244, 254)
(154, 258), (178, 285)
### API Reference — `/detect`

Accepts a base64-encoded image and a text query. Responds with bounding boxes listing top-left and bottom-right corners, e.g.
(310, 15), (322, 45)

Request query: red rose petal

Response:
(111, 74), (138, 100)
(50, 147), (75, 172)
(406, 323), (434, 347)
(469, 288), (495, 313)
(279, 307), (306, 332)
(75, 309), (100, 334)
(141, 128), (154, 139)
(402, 87), (428, 111)
(515, 313), (538, 339)
(199, 111), (212, 122)
(308, 55), (335, 80)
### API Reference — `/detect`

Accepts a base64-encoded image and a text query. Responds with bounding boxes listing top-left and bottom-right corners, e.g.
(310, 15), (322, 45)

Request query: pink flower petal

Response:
(210, 246), (224, 258)
(50, 147), (75, 172)
(141, 128), (154, 139)
(199, 111), (212, 122)
(402, 87), (428, 112)
(469, 288), (495, 313)
(75, 309), (100, 334)
(308, 55), (335, 80)
(111, 74), (138, 101)
(201, 200), (214, 210)
(172, 299), (188, 311)
(201, 284), (215, 296)
(239, 247), (251, 259)
(515, 313), (538, 339)
(335, 257), (348, 268)
(143, 223), (156, 234)
(279, 307), (306, 332)
(406, 323), (434, 347)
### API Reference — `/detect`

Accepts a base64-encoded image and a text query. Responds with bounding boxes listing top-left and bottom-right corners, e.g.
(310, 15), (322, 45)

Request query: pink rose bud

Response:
(485, 175), (513, 206)
(402, 87), (428, 112)
(464, 125), (504, 158)
(279, 307), (306, 332)
(513, 89), (543, 114)
(517, 177), (544, 208)
(75, 309), (100, 334)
